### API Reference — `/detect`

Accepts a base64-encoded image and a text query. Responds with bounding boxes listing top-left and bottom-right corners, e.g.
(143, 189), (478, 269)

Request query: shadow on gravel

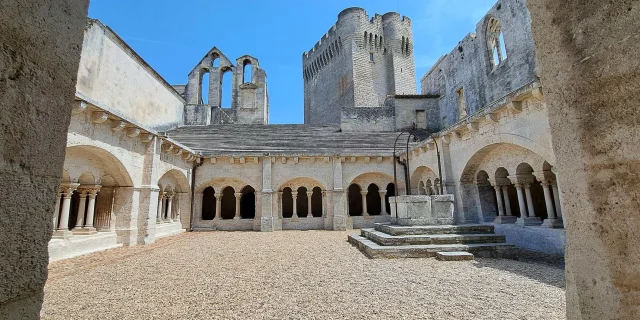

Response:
(472, 249), (565, 289)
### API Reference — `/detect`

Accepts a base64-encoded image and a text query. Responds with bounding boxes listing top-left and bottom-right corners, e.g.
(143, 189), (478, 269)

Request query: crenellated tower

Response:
(303, 8), (416, 126)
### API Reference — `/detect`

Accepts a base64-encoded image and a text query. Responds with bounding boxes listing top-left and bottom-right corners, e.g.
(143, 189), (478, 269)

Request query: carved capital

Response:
(72, 100), (87, 114)
(126, 127), (140, 138)
(91, 111), (108, 124)
(111, 120), (127, 131)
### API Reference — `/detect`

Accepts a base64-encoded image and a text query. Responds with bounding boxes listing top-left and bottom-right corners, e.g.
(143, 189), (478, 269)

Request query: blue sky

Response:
(88, 0), (495, 124)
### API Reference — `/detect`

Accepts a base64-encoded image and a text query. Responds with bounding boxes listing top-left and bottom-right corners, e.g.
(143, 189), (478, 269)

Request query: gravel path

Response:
(42, 231), (566, 320)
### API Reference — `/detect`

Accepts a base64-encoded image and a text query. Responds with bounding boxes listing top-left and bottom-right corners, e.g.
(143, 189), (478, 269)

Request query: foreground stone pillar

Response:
(527, 2), (640, 318)
(360, 191), (369, 216)
(234, 192), (241, 219)
(0, 2), (88, 317)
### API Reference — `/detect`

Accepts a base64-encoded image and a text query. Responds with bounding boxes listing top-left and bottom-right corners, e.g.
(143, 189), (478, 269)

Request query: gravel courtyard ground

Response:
(42, 231), (566, 320)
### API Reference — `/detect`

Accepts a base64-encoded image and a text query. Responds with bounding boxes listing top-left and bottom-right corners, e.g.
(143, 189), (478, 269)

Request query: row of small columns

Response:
(491, 177), (562, 227)
(205, 192), (246, 220)
(347, 190), (390, 216)
(277, 190), (326, 217)
(156, 191), (181, 222)
(52, 183), (101, 237)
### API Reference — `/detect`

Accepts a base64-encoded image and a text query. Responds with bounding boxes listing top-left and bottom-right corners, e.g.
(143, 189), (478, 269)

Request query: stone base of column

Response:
(516, 216), (543, 226)
(71, 227), (97, 235)
(291, 217), (300, 222)
(541, 218), (564, 228)
(51, 229), (73, 239)
(260, 217), (275, 232)
(493, 215), (517, 224)
(332, 216), (347, 231)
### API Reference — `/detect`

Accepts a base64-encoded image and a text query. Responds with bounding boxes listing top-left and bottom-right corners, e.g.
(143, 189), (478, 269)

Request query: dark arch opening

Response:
(202, 186), (216, 220)
(348, 184), (362, 216)
(495, 167), (520, 217)
(282, 187), (293, 218)
(385, 183), (396, 214)
(517, 162), (548, 220)
(68, 190), (81, 230)
(367, 184), (382, 215)
(296, 187), (308, 217)
(240, 185), (256, 219)
(221, 69), (233, 108)
(311, 187), (323, 217)
(201, 70), (210, 105)
(243, 59), (252, 84)
(221, 186), (236, 219)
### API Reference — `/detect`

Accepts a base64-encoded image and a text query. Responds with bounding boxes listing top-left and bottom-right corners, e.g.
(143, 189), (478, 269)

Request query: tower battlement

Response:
(303, 7), (417, 126)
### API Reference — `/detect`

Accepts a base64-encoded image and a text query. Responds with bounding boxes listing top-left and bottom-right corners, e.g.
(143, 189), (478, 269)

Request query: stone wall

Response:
(420, 0), (538, 129)
(0, 1), (88, 318)
(76, 20), (185, 131)
(303, 8), (416, 126)
(526, 1), (640, 318)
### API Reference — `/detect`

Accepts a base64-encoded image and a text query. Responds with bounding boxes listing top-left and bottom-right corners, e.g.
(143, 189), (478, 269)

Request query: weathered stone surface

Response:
(436, 251), (474, 261)
(526, 1), (640, 318)
(389, 195), (455, 225)
(0, 1), (88, 318)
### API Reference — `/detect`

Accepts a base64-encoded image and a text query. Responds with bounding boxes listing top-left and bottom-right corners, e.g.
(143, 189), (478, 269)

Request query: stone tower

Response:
(182, 47), (269, 125)
(303, 8), (417, 125)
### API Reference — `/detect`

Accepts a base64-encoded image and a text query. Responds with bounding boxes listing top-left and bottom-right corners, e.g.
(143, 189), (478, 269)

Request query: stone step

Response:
(348, 234), (519, 259)
(436, 251), (474, 261)
(361, 229), (506, 246)
(374, 223), (495, 236)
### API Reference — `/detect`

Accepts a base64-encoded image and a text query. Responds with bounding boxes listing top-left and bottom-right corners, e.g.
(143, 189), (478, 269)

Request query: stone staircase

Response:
(348, 223), (519, 259)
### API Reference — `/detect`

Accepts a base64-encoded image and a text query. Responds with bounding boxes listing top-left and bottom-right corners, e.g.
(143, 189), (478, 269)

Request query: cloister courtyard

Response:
(42, 231), (565, 320)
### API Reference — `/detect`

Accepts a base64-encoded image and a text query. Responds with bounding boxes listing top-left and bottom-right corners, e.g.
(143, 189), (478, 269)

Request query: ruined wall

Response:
(182, 49), (268, 125)
(420, 0), (538, 129)
(526, 1), (640, 319)
(385, 96), (440, 132)
(0, 1), (88, 318)
(76, 20), (185, 131)
(303, 8), (416, 126)
(340, 107), (395, 132)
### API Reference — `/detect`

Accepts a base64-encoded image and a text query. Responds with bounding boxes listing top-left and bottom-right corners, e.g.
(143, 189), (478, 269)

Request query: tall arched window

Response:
(221, 186), (236, 219)
(240, 185), (255, 219)
(243, 59), (252, 84)
(487, 17), (507, 68)
(200, 70), (210, 105)
(221, 69), (233, 108)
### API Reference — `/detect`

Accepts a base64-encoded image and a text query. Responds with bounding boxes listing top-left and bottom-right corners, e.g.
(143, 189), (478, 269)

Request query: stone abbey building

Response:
(49, 0), (565, 261)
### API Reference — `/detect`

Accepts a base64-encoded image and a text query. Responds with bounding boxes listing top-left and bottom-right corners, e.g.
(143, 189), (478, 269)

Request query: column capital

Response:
(60, 183), (80, 197)
(292, 191), (298, 197)
(360, 191), (368, 196)
(306, 191), (313, 197)
(378, 191), (386, 196)
(234, 192), (242, 199)
(215, 196), (222, 202)
(321, 191), (327, 197)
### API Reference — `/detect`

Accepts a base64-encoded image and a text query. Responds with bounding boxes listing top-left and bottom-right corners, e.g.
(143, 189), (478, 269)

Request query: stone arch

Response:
(366, 184), (382, 215)
(410, 166), (438, 195)
(348, 172), (402, 193)
(196, 177), (251, 195)
(311, 187), (323, 217)
(63, 145), (134, 187)
(157, 169), (190, 193)
(485, 16), (507, 67)
(296, 186), (308, 217)
(516, 162), (548, 220)
(278, 177), (325, 192)
(476, 170), (498, 222)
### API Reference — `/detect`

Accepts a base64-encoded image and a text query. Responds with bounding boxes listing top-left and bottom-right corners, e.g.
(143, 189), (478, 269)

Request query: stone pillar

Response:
(72, 190), (88, 233)
(502, 187), (513, 216)
(516, 182), (542, 226)
(321, 191), (327, 217)
(156, 193), (163, 223)
(494, 185), (505, 216)
(344, 190), (349, 216)
(53, 190), (62, 231)
(541, 180), (563, 228)
(76, 187), (99, 234)
(493, 184), (516, 224)
(291, 191), (298, 219)
(277, 192), (283, 219)
(379, 191), (386, 215)
(551, 182), (562, 220)
(215, 196), (222, 220)
(306, 191), (312, 217)
(234, 192), (242, 220)
(165, 193), (173, 222)
(360, 191), (369, 216)
(52, 183), (78, 239)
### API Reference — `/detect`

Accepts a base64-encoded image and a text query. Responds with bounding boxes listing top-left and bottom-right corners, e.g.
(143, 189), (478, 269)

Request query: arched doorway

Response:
(282, 187), (293, 218)
(221, 186), (236, 219)
(311, 187), (323, 217)
(240, 185), (256, 219)
(296, 187), (308, 217)
(348, 184), (362, 216)
(366, 184), (382, 215)
(202, 187), (216, 220)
